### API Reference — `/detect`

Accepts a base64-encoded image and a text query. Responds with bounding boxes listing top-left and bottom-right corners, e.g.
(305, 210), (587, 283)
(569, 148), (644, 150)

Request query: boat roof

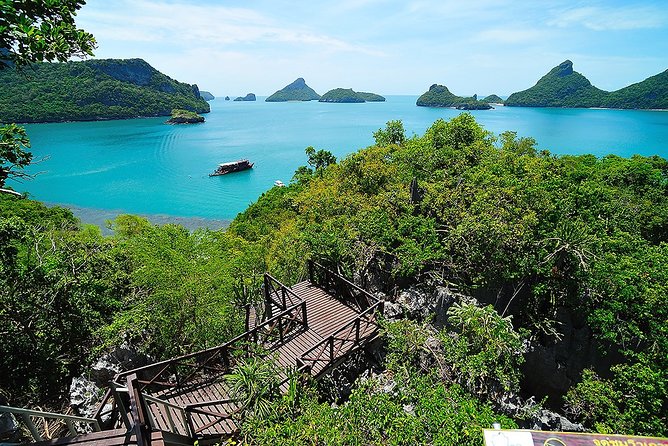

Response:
(218, 159), (249, 167)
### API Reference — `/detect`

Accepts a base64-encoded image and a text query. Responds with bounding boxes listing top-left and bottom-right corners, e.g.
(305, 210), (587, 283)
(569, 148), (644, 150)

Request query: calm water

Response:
(10, 96), (668, 225)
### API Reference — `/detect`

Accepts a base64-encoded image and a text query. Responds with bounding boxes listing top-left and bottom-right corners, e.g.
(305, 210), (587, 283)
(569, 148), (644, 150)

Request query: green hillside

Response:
(416, 84), (492, 109)
(0, 58), (210, 123)
(506, 60), (606, 107)
(506, 60), (668, 109)
(265, 78), (320, 102)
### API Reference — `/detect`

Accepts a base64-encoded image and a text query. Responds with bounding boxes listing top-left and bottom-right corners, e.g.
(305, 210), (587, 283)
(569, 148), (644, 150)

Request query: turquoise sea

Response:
(11, 96), (668, 228)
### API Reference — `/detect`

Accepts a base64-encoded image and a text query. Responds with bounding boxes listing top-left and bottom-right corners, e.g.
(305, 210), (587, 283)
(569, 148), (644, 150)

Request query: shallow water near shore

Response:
(11, 96), (668, 227)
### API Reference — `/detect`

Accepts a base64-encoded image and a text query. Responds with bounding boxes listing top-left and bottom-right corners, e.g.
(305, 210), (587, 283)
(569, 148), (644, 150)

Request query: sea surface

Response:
(10, 96), (668, 228)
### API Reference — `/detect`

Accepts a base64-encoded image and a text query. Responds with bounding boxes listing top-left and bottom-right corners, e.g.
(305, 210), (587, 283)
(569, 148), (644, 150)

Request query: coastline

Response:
(47, 202), (231, 235)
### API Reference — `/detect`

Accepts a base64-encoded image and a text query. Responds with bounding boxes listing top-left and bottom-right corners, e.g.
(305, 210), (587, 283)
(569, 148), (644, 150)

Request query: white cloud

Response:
(79, 0), (378, 54)
(549, 5), (666, 31)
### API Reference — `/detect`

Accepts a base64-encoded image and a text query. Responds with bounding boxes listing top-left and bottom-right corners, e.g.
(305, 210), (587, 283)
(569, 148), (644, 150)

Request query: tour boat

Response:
(209, 159), (254, 176)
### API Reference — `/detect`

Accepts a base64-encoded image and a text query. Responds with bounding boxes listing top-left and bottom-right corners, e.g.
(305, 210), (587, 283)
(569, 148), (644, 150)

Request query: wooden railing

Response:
(297, 299), (384, 377)
(113, 296), (306, 397)
(308, 260), (381, 313)
(0, 405), (101, 442)
(263, 273), (302, 318)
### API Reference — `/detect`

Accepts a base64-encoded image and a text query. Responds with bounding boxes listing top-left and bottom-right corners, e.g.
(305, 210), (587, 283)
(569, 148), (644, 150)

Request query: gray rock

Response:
(0, 395), (18, 441)
(69, 377), (102, 420)
(382, 301), (403, 320)
(531, 409), (585, 432)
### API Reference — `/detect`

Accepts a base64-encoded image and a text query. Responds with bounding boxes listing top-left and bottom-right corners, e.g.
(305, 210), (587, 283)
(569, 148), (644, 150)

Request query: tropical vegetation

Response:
(0, 58), (210, 123)
(2, 114), (667, 441)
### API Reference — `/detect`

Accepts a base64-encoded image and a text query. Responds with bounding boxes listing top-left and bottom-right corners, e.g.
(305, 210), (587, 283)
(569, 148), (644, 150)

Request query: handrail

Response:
(297, 299), (383, 375)
(0, 405), (101, 442)
(264, 273), (302, 317)
(116, 300), (307, 385)
(308, 260), (381, 312)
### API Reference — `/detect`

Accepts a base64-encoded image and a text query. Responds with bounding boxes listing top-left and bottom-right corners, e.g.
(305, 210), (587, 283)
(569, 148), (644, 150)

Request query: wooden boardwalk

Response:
(85, 261), (384, 445)
(8, 262), (383, 446)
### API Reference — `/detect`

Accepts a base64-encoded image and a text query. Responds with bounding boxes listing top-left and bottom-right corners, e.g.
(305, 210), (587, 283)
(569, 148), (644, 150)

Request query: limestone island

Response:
(319, 88), (386, 103)
(166, 108), (205, 124)
(482, 94), (504, 104)
(416, 84), (492, 110)
(506, 60), (668, 109)
(225, 96), (230, 100)
(266, 78), (320, 102)
(200, 91), (215, 101)
(234, 93), (256, 102)
(0, 58), (210, 123)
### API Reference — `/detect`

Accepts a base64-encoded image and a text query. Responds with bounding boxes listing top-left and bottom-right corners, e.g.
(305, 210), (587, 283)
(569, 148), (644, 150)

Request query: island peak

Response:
(266, 78), (320, 102)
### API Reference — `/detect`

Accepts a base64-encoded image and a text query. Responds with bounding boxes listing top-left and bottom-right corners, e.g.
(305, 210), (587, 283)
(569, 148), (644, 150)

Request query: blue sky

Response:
(76, 0), (668, 96)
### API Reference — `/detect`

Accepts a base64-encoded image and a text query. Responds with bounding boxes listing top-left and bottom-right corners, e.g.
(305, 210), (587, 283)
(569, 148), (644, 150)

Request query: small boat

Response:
(209, 159), (254, 176)
(274, 180), (285, 187)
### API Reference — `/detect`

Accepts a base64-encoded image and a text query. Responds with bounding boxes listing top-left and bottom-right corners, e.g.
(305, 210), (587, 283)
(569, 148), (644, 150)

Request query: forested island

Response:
(506, 60), (668, 109)
(2, 115), (666, 444)
(265, 78), (321, 102)
(166, 108), (205, 124)
(234, 93), (257, 101)
(0, 58), (210, 123)
(319, 88), (385, 103)
(199, 91), (215, 101)
(482, 94), (505, 104)
(416, 84), (492, 109)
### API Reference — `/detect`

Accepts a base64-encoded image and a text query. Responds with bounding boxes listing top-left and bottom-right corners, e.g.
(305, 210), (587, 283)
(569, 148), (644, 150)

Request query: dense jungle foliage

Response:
(506, 60), (668, 109)
(1, 114), (666, 441)
(0, 59), (210, 123)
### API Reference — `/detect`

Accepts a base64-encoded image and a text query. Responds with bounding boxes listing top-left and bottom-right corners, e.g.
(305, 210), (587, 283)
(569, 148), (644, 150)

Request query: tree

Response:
(373, 119), (405, 146)
(305, 146), (336, 171)
(0, 0), (96, 69)
(0, 124), (32, 196)
(0, 0), (96, 195)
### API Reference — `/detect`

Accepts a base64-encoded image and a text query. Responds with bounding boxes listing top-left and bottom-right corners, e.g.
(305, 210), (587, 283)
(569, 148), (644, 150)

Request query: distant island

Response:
(416, 84), (492, 109)
(234, 93), (256, 102)
(0, 58), (210, 123)
(266, 78), (320, 102)
(482, 94), (504, 104)
(319, 88), (385, 103)
(225, 96), (230, 100)
(199, 91), (215, 101)
(506, 60), (668, 109)
(166, 108), (205, 124)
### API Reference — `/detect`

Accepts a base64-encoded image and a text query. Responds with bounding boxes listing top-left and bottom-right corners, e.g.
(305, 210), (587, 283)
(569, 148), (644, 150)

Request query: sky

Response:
(76, 0), (668, 97)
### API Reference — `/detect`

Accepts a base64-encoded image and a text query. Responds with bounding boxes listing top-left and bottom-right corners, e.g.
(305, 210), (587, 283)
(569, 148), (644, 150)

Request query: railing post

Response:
(355, 318), (360, 344)
(329, 336), (334, 362)
(302, 301), (308, 329)
(308, 260), (314, 283)
(127, 373), (150, 446)
(264, 274), (273, 319)
(20, 414), (42, 442)
(110, 381), (132, 431)
(282, 287), (287, 308)
(279, 316), (284, 343)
